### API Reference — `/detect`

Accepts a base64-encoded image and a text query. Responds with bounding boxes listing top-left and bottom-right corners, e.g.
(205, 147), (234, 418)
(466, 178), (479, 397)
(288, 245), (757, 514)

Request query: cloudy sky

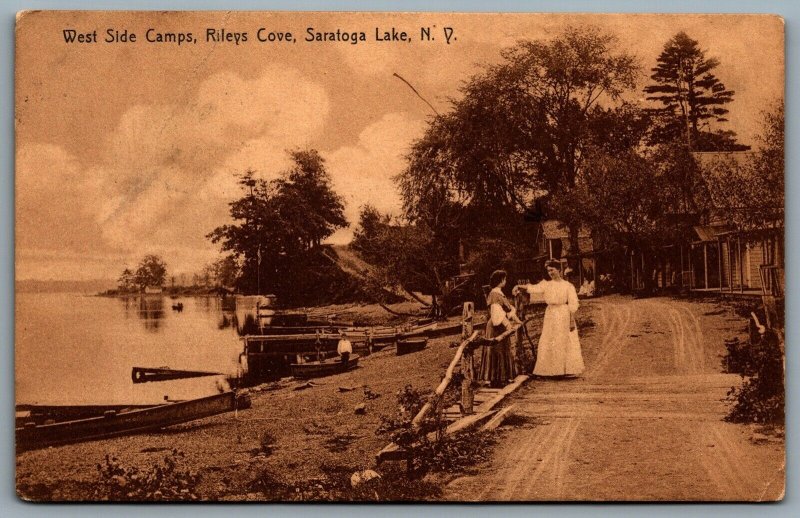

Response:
(15, 12), (783, 280)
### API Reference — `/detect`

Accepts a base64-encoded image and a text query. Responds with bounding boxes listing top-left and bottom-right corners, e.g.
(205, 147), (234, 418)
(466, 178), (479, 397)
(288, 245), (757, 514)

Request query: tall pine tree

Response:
(644, 31), (748, 151)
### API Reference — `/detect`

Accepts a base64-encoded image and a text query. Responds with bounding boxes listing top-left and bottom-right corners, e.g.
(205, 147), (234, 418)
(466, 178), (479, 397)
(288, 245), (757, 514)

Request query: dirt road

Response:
(445, 296), (785, 502)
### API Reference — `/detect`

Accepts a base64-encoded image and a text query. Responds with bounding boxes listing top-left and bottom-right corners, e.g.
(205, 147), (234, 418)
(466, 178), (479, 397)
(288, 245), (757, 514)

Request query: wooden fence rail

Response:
(410, 317), (530, 431)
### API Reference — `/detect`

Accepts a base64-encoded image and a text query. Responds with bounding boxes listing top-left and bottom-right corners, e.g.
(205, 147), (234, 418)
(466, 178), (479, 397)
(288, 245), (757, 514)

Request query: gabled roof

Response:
(542, 220), (569, 239)
(693, 224), (734, 242)
(541, 220), (591, 240)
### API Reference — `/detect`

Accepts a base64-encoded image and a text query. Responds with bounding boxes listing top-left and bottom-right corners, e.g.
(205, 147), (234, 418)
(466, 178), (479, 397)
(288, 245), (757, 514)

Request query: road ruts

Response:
(444, 296), (784, 502)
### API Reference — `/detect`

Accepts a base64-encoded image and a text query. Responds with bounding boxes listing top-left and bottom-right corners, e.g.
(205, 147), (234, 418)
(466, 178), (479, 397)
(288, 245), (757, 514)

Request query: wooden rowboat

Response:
(396, 338), (428, 355)
(16, 391), (250, 452)
(290, 354), (360, 379)
(131, 366), (223, 384)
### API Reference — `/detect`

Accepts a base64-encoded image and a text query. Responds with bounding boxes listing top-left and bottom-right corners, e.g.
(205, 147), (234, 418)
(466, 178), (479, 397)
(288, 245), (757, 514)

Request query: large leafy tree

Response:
(134, 255), (167, 289)
(702, 102), (784, 230)
(208, 150), (347, 299)
(273, 150), (348, 250)
(572, 145), (697, 292)
(398, 26), (640, 257)
(351, 204), (392, 257)
(644, 31), (748, 151)
(351, 204), (478, 315)
(204, 255), (241, 289)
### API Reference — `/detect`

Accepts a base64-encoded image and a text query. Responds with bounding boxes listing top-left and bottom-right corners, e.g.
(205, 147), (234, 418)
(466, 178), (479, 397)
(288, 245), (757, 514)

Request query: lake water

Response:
(15, 293), (258, 406)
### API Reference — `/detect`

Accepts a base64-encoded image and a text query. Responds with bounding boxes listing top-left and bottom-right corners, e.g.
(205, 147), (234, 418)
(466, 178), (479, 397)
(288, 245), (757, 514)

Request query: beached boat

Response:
(396, 338), (428, 355)
(16, 391), (250, 451)
(289, 354), (360, 379)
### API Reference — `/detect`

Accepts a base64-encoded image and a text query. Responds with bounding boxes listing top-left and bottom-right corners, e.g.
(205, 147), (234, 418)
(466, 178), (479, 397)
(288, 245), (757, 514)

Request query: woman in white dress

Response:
(514, 260), (585, 377)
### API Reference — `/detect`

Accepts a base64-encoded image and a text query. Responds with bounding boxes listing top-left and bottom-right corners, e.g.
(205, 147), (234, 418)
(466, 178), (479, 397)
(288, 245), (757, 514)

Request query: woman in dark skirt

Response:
(479, 270), (521, 388)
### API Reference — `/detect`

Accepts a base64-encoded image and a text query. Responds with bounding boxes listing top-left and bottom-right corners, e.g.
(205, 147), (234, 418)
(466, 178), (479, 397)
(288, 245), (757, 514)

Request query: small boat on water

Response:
(131, 366), (223, 384)
(290, 354), (360, 379)
(396, 338), (428, 356)
(16, 391), (250, 452)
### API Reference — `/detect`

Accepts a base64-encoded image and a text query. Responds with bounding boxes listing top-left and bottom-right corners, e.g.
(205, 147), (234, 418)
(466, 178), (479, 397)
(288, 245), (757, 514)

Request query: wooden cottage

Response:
(688, 151), (784, 296)
(688, 224), (783, 295)
(539, 220), (613, 292)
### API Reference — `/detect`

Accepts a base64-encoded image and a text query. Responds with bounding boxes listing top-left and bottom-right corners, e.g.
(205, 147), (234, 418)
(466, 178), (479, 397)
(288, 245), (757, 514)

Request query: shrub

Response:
(248, 462), (441, 501)
(259, 431), (277, 456)
(377, 383), (491, 477)
(725, 330), (785, 424)
(93, 450), (200, 501)
(376, 384), (434, 451)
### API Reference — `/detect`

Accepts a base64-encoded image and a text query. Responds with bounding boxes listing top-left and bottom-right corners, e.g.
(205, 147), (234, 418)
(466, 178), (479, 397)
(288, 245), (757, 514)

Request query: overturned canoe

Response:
(16, 391), (251, 452)
(290, 354), (360, 379)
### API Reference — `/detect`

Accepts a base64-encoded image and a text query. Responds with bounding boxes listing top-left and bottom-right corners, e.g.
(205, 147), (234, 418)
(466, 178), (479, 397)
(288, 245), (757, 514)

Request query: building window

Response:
(548, 239), (563, 259)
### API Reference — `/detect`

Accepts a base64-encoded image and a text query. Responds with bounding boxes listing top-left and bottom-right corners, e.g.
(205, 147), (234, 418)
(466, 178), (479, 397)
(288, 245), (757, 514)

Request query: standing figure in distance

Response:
(337, 331), (352, 367)
(514, 260), (585, 377)
(479, 270), (521, 388)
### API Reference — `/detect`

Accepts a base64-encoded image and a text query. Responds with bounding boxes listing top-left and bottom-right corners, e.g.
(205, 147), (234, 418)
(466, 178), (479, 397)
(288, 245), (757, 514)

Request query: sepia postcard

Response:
(15, 11), (785, 502)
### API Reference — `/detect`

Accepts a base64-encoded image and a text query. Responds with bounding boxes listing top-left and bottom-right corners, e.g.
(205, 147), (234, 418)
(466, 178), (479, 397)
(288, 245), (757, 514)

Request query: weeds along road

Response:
(445, 296), (785, 502)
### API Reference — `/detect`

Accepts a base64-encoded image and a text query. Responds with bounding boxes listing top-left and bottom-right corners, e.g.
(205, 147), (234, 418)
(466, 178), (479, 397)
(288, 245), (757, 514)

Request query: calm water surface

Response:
(16, 293), (256, 406)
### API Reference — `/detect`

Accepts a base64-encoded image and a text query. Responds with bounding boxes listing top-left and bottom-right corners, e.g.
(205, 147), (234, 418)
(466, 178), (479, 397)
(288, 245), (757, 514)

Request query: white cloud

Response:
(17, 67), (331, 279)
(326, 112), (426, 242)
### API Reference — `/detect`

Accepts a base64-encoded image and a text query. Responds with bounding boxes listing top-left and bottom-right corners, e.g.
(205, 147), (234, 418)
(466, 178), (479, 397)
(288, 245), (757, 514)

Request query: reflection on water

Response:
(135, 296), (165, 331)
(15, 293), (261, 406)
(116, 295), (263, 335)
(218, 312), (232, 330)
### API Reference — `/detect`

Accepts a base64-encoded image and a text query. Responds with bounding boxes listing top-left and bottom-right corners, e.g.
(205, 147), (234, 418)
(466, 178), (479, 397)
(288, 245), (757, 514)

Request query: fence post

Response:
(514, 290), (531, 373)
(461, 302), (475, 415)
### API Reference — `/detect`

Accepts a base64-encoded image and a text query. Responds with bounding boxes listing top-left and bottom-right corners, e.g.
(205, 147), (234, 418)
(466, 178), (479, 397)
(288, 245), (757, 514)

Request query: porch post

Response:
(704, 244), (709, 290)
(738, 235), (744, 293)
(717, 239), (723, 292)
(728, 237), (734, 293)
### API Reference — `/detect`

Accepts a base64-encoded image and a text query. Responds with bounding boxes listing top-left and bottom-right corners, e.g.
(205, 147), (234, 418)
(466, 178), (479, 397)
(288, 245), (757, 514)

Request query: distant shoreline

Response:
(97, 287), (230, 298)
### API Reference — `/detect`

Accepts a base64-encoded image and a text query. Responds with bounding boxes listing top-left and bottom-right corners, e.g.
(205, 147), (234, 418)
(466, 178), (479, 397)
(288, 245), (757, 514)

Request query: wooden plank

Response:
(376, 442), (407, 463)
(475, 375), (529, 413)
(481, 404), (517, 431)
(442, 409), (499, 435)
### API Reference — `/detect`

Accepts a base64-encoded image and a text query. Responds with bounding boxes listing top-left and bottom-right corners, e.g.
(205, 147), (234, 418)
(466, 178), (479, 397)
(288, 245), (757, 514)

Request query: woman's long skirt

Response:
(533, 304), (585, 376)
(479, 323), (515, 387)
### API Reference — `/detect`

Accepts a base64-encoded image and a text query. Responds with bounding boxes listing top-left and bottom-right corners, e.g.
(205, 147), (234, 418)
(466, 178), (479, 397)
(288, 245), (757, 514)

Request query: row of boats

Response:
(17, 314), (474, 452)
(243, 318), (468, 379)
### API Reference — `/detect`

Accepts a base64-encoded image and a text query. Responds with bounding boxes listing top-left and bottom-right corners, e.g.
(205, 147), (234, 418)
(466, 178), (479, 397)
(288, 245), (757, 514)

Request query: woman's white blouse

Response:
(489, 287), (509, 326)
(526, 280), (579, 313)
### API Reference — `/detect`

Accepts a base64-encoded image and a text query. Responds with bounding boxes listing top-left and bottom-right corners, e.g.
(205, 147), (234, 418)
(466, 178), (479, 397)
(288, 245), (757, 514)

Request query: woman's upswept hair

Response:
(545, 259), (561, 270)
(489, 269), (507, 288)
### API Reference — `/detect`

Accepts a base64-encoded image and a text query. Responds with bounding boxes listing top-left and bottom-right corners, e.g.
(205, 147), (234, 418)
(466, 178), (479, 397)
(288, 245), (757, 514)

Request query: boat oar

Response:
(131, 367), (225, 384)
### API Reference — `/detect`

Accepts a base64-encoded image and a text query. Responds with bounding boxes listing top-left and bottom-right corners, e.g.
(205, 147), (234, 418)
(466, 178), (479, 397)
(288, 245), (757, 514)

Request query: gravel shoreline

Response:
(17, 302), (511, 501)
